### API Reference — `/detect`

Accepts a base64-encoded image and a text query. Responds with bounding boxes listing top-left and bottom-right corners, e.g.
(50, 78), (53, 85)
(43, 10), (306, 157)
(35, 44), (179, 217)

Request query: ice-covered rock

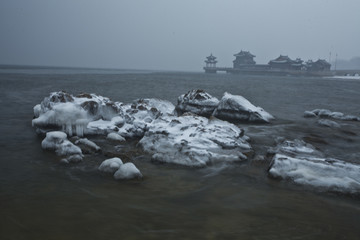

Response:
(213, 92), (274, 123)
(32, 91), (175, 138)
(41, 131), (83, 162)
(32, 91), (123, 136)
(98, 157), (124, 173)
(175, 89), (219, 117)
(139, 114), (252, 167)
(107, 132), (126, 142)
(75, 138), (101, 153)
(304, 109), (360, 121)
(114, 162), (143, 180)
(268, 139), (360, 194)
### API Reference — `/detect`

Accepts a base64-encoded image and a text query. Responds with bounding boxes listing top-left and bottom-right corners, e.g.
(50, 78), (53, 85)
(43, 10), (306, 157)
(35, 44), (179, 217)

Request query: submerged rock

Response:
(317, 119), (341, 128)
(138, 114), (252, 167)
(75, 138), (101, 153)
(268, 139), (360, 194)
(304, 109), (360, 121)
(213, 92), (274, 123)
(175, 89), (219, 117)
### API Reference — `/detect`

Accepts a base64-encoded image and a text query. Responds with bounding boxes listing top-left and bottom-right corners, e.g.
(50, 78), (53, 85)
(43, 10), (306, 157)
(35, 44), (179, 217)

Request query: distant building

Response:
(306, 59), (331, 71)
(204, 54), (217, 73)
(233, 51), (256, 68)
(202, 51), (332, 76)
(269, 55), (304, 70)
(268, 55), (305, 70)
(204, 54), (217, 68)
(292, 58), (304, 71)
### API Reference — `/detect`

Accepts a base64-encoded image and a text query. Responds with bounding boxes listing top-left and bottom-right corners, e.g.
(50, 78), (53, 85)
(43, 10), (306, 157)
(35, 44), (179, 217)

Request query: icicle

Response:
(75, 119), (88, 137)
(65, 122), (73, 136)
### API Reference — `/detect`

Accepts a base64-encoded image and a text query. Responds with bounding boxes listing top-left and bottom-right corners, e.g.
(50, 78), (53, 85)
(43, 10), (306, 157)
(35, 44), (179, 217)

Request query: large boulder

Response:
(268, 139), (360, 194)
(175, 89), (219, 117)
(213, 92), (274, 123)
(32, 92), (175, 138)
(138, 114), (252, 167)
(32, 91), (123, 136)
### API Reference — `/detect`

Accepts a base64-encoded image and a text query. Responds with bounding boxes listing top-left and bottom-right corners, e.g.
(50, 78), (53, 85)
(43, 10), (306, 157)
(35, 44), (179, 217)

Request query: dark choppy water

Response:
(1, 66), (360, 239)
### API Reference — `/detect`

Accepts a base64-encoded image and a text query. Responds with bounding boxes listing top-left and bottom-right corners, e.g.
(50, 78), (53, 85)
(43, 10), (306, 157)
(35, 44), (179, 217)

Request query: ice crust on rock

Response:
(98, 157), (124, 173)
(213, 92), (274, 123)
(304, 109), (360, 121)
(107, 132), (126, 142)
(175, 89), (219, 117)
(268, 139), (360, 194)
(41, 131), (83, 163)
(114, 162), (143, 180)
(139, 114), (252, 167)
(75, 138), (101, 152)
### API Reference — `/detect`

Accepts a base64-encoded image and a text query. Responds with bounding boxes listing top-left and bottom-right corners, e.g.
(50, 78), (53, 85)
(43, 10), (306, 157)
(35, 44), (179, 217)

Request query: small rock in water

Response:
(75, 138), (101, 153)
(41, 131), (83, 161)
(107, 132), (126, 142)
(114, 162), (142, 180)
(98, 157), (124, 173)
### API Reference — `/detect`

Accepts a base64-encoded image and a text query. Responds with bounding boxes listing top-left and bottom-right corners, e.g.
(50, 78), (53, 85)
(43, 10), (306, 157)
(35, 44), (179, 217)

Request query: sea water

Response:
(1, 66), (360, 239)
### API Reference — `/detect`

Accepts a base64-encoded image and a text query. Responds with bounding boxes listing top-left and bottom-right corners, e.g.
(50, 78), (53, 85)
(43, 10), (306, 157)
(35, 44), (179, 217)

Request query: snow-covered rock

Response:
(138, 114), (252, 167)
(41, 131), (83, 162)
(213, 92), (274, 123)
(99, 158), (142, 180)
(32, 92), (175, 138)
(98, 157), (124, 173)
(114, 162), (143, 180)
(268, 139), (360, 194)
(32, 91), (123, 136)
(75, 138), (101, 153)
(304, 109), (360, 121)
(175, 89), (219, 117)
(107, 132), (126, 142)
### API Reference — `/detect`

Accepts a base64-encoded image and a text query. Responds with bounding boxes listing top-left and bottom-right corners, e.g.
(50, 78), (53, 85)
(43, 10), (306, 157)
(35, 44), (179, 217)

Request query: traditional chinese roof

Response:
(206, 54), (217, 60)
(269, 55), (294, 64)
(234, 50), (255, 58)
(314, 59), (331, 66)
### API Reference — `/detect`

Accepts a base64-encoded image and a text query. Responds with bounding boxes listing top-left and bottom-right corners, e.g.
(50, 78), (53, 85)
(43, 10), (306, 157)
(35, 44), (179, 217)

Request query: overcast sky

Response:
(0, 0), (359, 71)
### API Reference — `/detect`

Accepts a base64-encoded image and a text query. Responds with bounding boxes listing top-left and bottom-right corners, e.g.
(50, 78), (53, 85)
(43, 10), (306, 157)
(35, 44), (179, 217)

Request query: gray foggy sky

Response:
(0, 0), (359, 71)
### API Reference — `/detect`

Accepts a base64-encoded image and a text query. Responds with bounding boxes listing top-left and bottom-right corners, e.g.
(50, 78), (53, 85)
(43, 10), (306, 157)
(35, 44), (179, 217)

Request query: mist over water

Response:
(1, 67), (360, 239)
